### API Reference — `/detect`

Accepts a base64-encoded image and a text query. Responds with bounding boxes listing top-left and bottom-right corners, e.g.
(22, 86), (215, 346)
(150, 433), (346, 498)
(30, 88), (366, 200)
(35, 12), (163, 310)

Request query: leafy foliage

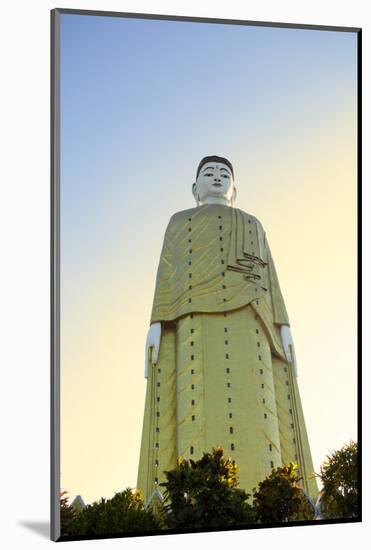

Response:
(160, 447), (256, 529)
(60, 491), (76, 535)
(61, 488), (161, 537)
(252, 462), (312, 523)
(60, 441), (358, 537)
(318, 440), (358, 519)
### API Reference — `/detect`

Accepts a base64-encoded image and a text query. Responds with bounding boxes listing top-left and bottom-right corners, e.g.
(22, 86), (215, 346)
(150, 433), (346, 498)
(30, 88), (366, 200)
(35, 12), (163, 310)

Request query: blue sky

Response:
(59, 13), (357, 503)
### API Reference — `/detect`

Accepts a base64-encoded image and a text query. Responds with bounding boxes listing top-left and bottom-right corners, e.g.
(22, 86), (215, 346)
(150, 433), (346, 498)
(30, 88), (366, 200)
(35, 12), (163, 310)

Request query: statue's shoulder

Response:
(162, 207), (199, 238)
(168, 206), (199, 225)
(237, 208), (265, 232)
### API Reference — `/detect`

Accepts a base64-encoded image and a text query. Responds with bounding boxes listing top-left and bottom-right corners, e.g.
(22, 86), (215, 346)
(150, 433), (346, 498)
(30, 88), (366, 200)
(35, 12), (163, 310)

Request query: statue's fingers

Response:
(144, 344), (150, 379)
(291, 344), (298, 377)
(285, 344), (292, 363)
(152, 345), (159, 365)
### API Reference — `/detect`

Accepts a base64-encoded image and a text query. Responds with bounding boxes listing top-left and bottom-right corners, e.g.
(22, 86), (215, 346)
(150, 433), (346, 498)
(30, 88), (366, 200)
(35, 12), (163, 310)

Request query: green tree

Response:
(252, 462), (313, 523)
(318, 440), (358, 519)
(62, 488), (161, 537)
(60, 491), (76, 535)
(160, 447), (256, 529)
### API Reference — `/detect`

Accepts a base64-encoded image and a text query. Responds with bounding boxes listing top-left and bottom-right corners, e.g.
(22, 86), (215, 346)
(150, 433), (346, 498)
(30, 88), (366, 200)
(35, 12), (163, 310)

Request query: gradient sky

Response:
(60, 13), (357, 505)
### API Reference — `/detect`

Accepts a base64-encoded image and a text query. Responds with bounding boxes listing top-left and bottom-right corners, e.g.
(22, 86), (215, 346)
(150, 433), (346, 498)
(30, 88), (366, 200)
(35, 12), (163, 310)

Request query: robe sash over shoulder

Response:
(150, 205), (290, 341)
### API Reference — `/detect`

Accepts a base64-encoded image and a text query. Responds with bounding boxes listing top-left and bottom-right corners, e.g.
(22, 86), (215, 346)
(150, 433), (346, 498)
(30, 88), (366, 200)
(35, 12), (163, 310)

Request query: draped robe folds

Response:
(137, 204), (318, 504)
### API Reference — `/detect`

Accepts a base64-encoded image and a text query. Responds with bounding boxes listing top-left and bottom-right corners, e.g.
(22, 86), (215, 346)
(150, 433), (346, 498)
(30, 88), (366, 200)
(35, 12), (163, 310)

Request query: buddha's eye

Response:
(204, 172), (213, 177)
(222, 174), (230, 178)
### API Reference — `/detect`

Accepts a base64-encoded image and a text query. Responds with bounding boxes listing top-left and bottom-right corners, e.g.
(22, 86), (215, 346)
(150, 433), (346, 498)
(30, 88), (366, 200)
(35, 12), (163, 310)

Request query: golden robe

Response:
(138, 204), (318, 503)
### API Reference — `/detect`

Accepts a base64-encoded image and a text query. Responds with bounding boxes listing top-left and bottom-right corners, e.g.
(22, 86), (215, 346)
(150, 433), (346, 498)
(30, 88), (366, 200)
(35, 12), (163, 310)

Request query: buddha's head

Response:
(192, 155), (237, 207)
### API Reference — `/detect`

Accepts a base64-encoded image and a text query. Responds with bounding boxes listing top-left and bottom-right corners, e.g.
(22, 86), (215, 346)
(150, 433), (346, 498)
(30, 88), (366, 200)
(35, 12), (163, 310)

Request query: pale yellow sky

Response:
(61, 111), (357, 505)
(60, 18), (357, 505)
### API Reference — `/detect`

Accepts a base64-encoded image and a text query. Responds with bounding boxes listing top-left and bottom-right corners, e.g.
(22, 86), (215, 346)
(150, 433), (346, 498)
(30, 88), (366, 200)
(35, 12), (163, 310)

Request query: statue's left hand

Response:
(280, 325), (298, 377)
(144, 322), (162, 379)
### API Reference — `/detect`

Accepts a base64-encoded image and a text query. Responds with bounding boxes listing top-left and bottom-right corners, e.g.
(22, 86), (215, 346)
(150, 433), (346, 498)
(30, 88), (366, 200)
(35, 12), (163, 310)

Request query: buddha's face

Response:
(194, 162), (236, 206)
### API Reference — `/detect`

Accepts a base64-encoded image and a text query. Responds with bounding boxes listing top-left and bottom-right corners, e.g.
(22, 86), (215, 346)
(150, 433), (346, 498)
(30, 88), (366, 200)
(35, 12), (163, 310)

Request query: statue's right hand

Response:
(144, 322), (162, 379)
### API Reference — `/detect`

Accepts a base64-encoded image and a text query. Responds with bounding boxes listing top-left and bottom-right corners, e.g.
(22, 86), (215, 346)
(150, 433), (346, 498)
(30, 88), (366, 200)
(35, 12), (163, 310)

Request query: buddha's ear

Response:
(232, 186), (237, 202)
(192, 182), (197, 201)
(192, 182), (200, 206)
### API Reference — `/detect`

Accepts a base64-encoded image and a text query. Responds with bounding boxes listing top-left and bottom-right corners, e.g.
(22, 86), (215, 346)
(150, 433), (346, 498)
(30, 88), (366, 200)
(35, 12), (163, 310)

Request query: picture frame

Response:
(51, 8), (361, 542)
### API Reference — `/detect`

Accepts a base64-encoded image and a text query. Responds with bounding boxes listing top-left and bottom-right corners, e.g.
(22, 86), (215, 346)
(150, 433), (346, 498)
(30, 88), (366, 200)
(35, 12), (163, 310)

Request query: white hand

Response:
(144, 322), (162, 379)
(280, 325), (298, 377)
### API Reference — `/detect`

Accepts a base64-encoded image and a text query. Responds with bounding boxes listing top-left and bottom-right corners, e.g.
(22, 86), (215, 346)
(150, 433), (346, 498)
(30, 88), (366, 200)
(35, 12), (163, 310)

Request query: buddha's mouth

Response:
(212, 183), (222, 187)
